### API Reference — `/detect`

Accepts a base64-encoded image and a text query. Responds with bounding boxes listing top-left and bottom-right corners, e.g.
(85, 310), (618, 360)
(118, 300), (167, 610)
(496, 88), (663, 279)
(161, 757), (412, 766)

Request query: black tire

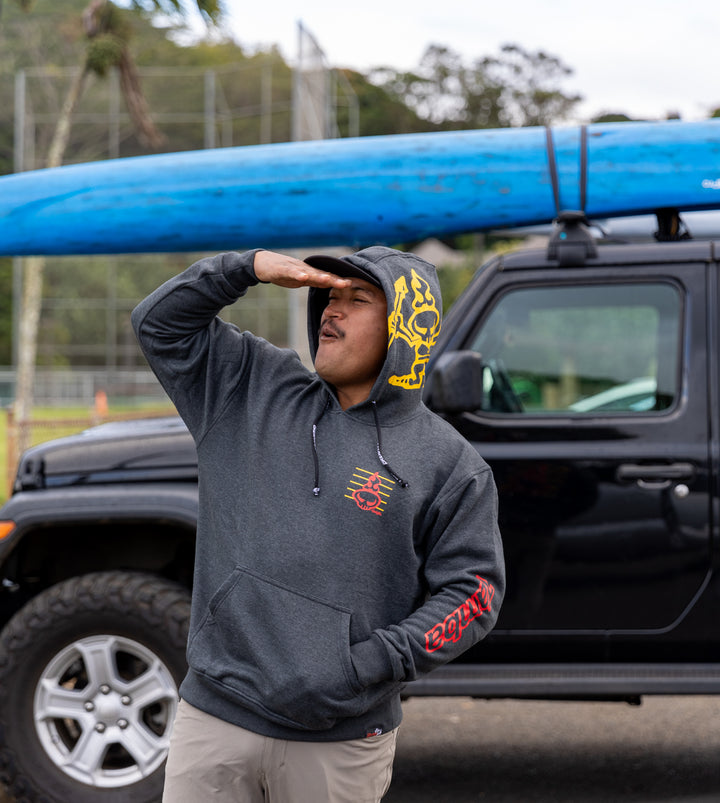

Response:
(0, 572), (191, 803)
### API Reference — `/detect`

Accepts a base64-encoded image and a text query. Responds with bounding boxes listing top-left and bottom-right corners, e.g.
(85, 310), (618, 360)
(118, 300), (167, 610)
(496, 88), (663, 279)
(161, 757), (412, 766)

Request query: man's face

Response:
(314, 278), (388, 410)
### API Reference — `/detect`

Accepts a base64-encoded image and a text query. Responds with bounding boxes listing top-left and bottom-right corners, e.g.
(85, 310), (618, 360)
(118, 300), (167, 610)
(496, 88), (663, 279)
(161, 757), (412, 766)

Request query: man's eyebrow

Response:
(349, 282), (380, 294)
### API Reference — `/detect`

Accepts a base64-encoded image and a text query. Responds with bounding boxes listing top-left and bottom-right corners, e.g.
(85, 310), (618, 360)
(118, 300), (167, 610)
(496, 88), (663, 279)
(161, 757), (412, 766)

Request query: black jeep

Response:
(0, 217), (718, 802)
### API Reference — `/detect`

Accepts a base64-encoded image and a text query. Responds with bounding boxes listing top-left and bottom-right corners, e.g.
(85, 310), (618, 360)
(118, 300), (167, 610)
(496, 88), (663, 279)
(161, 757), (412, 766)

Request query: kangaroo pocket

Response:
(187, 565), (381, 731)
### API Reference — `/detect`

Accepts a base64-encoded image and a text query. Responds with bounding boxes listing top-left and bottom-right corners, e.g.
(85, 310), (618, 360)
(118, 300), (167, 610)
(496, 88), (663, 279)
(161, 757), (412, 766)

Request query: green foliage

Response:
(482, 44), (582, 127)
(3, 0), (35, 10)
(97, 1), (135, 37)
(0, 0), (298, 169)
(338, 69), (440, 136)
(124, 0), (222, 24)
(437, 265), (476, 311)
(34, 253), (294, 367)
(592, 112), (636, 123)
(38, 254), (176, 367)
(86, 32), (126, 74)
(0, 99), (12, 176)
(0, 0), (88, 71)
(373, 42), (582, 129)
(0, 260), (12, 364)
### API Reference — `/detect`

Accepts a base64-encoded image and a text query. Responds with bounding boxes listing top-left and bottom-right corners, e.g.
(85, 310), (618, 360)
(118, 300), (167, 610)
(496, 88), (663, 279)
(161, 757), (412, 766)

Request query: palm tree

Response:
(9, 0), (223, 447)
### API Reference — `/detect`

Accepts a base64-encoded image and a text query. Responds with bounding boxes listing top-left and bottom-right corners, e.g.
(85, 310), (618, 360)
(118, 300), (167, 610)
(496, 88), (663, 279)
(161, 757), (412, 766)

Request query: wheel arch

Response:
(0, 484), (197, 626)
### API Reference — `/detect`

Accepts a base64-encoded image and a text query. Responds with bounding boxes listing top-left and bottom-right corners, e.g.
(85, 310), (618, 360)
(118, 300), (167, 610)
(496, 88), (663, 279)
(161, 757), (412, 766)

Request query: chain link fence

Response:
(3, 23), (358, 485)
(9, 23), (358, 383)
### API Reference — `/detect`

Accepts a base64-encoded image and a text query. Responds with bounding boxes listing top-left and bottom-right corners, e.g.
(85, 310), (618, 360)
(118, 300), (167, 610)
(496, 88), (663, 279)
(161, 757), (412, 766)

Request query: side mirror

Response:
(426, 350), (487, 413)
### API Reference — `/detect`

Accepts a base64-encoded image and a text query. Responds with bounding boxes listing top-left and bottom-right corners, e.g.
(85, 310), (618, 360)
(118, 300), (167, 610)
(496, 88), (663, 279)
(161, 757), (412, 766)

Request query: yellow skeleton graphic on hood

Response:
(387, 269), (441, 390)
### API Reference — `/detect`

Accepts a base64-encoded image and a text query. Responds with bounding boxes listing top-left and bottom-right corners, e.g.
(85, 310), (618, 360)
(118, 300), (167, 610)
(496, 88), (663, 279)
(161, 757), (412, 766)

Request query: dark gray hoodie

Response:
(132, 246), (504, 742)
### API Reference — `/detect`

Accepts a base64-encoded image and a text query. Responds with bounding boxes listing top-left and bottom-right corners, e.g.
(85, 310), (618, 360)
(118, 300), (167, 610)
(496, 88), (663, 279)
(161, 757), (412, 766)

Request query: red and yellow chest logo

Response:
(346, 468), (395, 516)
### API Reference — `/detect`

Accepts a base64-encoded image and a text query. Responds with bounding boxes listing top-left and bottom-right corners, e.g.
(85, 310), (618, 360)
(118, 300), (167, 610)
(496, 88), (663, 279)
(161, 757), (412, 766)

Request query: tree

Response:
(337, 68), (441, 136)
(592, 112), (636, 124)
(372, 43), (582, 130)
(9, 0), (223, 445)
(479, 44), (582, 127)
(368, 46), (469, 127)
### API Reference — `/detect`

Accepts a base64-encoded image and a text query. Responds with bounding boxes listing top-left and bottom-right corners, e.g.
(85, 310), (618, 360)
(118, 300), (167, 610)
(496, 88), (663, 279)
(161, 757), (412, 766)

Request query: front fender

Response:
(0, 482), (198, 560)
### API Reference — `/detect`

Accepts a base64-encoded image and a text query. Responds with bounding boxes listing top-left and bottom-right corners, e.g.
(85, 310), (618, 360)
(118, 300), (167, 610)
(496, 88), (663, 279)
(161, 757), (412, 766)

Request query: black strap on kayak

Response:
(579, 124), (588, 212)
(546, 125), (597, 266)
(545, 126), (562, 215)
(545, 124), (588, 215)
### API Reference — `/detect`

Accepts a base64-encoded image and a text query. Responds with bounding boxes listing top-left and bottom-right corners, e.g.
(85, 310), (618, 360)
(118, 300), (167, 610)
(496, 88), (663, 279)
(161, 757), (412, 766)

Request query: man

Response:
(132, 246), (504, 802)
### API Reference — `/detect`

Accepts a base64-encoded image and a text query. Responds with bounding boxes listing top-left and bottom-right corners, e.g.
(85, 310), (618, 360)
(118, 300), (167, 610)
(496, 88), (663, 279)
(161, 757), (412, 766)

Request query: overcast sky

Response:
(217, 0), (719, 124)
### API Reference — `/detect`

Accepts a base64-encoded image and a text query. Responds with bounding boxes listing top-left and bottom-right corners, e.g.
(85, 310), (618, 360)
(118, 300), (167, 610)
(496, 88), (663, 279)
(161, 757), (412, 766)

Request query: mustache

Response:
(319, 319), (344, 339)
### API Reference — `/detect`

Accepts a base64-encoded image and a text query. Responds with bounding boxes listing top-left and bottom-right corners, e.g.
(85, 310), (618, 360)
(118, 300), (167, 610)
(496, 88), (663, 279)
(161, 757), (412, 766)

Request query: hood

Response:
(306, 246), (442, 418)
(14, 417), (196, 491)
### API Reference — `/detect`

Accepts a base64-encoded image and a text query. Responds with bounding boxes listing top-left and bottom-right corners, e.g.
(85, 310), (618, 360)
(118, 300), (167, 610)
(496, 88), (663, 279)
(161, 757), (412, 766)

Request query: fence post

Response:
(6, 408), (18, 499)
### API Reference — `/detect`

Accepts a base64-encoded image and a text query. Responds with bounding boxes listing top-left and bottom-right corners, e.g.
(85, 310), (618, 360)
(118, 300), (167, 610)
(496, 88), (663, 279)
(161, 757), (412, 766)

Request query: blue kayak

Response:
(1, 119), (719, 255)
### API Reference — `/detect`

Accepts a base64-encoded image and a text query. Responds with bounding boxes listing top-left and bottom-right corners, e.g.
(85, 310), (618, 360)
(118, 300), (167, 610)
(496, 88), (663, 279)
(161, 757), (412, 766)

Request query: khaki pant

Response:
(162, 700), (398, 803)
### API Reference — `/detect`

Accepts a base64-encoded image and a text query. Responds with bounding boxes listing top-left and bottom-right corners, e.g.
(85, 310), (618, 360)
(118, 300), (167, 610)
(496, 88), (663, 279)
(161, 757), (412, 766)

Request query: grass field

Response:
(0, 403), (176, 504)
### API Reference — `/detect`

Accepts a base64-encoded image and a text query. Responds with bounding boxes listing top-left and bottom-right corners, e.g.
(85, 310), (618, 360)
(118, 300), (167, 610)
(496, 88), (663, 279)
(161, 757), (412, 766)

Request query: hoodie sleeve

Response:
(350, 462), (505, 687)
(131, 250), (263, 438)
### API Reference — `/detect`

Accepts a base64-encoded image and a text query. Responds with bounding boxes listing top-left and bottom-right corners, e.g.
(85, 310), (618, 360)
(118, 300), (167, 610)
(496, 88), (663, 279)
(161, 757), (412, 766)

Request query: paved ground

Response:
(1, 695), (719, 802)
(384, 695), (720, 802)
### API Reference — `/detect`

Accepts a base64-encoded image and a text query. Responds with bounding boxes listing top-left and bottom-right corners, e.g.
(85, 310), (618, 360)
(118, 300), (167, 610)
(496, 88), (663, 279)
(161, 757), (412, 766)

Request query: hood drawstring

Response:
(311, 398), (330, 496)
(311, 398), (409, 496)
(371, 401), (409, 488)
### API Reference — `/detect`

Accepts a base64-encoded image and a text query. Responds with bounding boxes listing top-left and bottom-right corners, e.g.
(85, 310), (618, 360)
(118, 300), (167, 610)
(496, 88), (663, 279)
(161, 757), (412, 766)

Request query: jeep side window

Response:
(469, 283), (681, 414)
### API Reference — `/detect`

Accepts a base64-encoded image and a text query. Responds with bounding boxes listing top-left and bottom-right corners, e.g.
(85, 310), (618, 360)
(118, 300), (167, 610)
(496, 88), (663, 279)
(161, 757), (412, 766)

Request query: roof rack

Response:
(546, 210), (598, 266)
